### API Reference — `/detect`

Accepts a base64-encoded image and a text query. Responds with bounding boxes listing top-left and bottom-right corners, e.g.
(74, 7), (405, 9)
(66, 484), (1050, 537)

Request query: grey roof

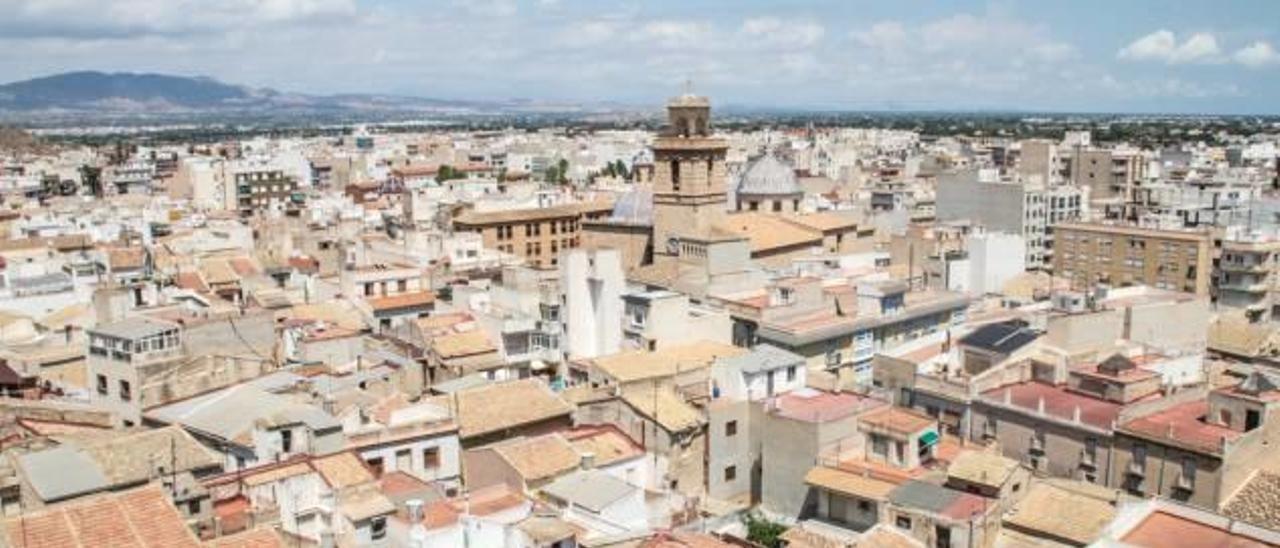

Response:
(90, 316), (178, 339)
(9, 272), (73, 290)
(737, 153), (802, 197)
(246, 370), (307, 393)
(888, 480), (965, 514)
(147, 384), (339, 443)
(541, 469), (637, 513)
(428, 373), (492, 395)
(17, 446), (109, 502)
(1239, 370), (1280, 395)
(310, 366), (396, 394)
(718, 344), (804, 374)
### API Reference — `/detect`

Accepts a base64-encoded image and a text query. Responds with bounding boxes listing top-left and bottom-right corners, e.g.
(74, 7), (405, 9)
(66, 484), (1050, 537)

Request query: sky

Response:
(3, 0), (1280, 114)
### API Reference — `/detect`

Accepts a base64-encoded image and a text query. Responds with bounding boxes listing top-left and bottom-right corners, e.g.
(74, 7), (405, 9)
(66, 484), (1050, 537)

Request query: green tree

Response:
(436, 165), (466, 182)
(614, 160), (628, 180)
(557, 158), (569, 184)
(543, 165), (560, 184)
(742, 512), (787, 548)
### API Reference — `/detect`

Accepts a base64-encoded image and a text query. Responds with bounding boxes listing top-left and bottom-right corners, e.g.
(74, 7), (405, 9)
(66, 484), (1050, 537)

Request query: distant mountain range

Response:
(0, 71), (622, 121)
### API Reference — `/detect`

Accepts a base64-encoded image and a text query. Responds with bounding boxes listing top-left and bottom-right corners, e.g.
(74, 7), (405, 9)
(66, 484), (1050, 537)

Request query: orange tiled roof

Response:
(5, 484), (200, 548)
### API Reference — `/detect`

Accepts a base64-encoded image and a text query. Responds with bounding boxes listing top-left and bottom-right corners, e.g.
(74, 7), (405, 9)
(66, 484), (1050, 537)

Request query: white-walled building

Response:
(966, 232), (1027, 296)
(561, 249), (623, 360)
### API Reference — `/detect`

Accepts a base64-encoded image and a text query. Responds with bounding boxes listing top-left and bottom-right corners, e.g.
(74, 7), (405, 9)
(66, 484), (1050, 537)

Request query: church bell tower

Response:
(650, 93), (730, 257)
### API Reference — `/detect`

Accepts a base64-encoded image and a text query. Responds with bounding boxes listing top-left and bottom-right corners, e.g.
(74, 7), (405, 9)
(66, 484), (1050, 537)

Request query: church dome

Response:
(737, 153), (801, 197)
(608, 186), (653, 225)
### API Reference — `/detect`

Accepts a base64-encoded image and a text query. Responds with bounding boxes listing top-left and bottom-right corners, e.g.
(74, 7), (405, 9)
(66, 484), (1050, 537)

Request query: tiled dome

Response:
(737, 153), (801, 197)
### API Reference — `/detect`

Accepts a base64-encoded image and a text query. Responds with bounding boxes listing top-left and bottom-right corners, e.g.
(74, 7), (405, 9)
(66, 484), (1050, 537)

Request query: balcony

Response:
(1127, 460), (1146, 477)
(1219, 280), (1271, 293)
(1220, 262), (1270, 274)
(1079, 450), (1096, 469)
(1174, 474), (1194, 492)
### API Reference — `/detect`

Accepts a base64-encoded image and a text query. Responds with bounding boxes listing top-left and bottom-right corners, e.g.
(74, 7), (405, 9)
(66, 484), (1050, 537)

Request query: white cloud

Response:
(851, 21), (907, 51)
(4, 0), (359, 37)
(739, 17), (825, 49)
(456, 0), (518, 18)
(1118, 30), (1222, 64)
(638, 21), (713, 49)
(1234, 41), (1280, 67)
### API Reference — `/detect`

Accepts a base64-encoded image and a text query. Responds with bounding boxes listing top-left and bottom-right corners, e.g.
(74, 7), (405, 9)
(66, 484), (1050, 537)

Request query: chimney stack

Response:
(580, 452), (596, 470)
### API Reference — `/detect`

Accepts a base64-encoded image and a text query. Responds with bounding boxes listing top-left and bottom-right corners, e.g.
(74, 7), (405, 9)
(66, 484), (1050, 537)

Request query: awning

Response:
(919, 431), (940, 448)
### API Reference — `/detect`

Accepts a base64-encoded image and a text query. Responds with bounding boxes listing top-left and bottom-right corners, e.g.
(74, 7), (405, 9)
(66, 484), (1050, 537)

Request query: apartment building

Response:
(1051, 222), (1214, 296)
(1215, 236), (1280, 322)
(233, 167), (300, 217)
(452, 201), (613, 269)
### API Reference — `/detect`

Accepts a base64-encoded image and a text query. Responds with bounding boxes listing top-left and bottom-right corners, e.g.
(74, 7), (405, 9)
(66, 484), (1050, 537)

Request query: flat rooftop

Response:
(981, 381), (1124, 430)
(1119, 400), (1242, 455)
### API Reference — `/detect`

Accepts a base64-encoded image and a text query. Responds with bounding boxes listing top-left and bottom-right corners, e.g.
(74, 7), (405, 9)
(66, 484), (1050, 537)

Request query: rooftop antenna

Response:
(682, 77), (693, 96)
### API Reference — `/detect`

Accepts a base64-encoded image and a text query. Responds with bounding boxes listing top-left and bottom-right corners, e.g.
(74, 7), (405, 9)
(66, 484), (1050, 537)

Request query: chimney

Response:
(580, 452), (596, 470)
(1004, 388), (1012, 405)
(1072, 406), (1081, 423)
(408, 498), (429, 548)
(1036, 396), (1045, 415)
(406, 499), (424, 522)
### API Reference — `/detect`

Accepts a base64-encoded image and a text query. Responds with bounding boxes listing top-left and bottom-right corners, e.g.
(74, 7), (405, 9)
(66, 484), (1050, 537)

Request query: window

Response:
(367, 457), (384, 476)
(829, 496), (848, 524)
(371, 517), (387, 540)
(187, 500), (201, 515)
(364, 283), (374, 296)
(96, 374), (108, 396)
(725, 420), (738, 437)
(825, 349), (842, 367)
(724, 465), (737, 482)
(1180, 457), (1197, 486)
(896, 516), (912, 530)
(786, 366), (797, 383)
(871, 434), (888, 457)
(423, 447), (440, 469)
(119, 380), (131, 402)
(670, 160), (680, 191)
(280, 430), (293, 453)
(1132, 443), (1147, 466)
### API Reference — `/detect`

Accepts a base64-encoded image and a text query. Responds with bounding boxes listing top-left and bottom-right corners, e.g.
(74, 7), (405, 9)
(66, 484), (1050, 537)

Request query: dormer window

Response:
(773, 287), (795, 306)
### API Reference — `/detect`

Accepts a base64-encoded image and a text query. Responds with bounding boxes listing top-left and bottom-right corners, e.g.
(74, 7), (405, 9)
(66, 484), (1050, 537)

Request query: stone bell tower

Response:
(651, 93), (730, 257)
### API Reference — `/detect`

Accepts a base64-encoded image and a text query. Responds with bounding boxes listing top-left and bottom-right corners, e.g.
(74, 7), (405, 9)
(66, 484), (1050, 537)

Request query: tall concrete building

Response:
(560, 248), (623, 360)
(651, 94), (731, 258)
(1018, 139), (1058, 184)
(935, 171), (1084, 270)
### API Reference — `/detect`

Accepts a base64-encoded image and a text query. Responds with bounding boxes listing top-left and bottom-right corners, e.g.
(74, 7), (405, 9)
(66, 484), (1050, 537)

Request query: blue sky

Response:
(3, 0), (1280, 113)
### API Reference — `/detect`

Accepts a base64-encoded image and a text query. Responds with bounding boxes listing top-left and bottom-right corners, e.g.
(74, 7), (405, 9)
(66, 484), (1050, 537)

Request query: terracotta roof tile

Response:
(4, 484), (200, 548)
